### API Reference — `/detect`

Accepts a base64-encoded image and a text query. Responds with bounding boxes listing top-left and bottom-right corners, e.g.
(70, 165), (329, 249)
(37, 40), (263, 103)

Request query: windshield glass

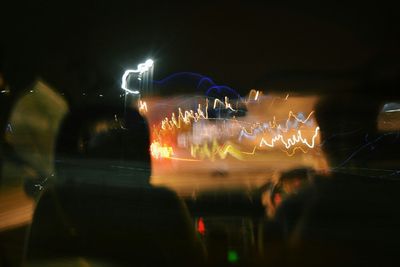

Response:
(1, 2), (399, 267)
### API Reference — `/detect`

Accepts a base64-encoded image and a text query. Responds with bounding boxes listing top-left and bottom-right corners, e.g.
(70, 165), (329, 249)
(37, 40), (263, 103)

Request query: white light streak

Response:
(259, 126), (320, 150)
(385, 109), (400, 113)
(121, 59), (154, 94)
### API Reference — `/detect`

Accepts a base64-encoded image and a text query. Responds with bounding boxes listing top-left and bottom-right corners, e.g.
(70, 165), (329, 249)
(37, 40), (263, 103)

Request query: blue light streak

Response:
(151, 72), (242, 98)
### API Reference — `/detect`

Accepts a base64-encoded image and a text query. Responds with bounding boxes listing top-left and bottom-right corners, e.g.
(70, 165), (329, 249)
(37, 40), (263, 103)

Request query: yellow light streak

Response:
(164, 157), (201, 162)
(191, 140), (244, 161)
(138, 100), (148, 114)
(213, 96), (236, 111)
(282, 146), (309, 157)
(248, 89), (262, 101)
(143, 92), (320, 160)
(150, 142), (174, 159)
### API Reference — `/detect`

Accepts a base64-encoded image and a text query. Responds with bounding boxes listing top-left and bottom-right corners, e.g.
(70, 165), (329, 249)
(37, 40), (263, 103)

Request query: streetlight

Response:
(121, 59), (154, 113)
(121, 59), (154, 94)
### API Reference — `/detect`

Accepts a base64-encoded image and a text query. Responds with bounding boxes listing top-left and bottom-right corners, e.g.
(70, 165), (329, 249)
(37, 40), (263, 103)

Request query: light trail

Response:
(238, 111), (315, 144)
(259, 127), (320, 150)
(151, 72), (241, 98)
(144, 91), (320, 161)
(121, 59), (154, 94)
(164, 157), (201, 162)
(150, 142), (174, 159)
(161, 102), (209, 130)
(247, 89), (262, 102)
(159, 93), (263, 132)
(138, 100), (148, 114)
(282, 146), (309, 157)
(213, 97), (237, 111)
(190, 140), (245, 161)
(239, 111), (315, 136)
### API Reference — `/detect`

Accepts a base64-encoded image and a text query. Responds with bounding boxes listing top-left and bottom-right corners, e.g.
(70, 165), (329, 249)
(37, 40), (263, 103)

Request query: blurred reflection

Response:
(1, 80), (67, 229)
(0, 80), (67, 266)
(274, 94), (400, 267)
(378, 102), (400, 132)
(138, 92), (326, 195)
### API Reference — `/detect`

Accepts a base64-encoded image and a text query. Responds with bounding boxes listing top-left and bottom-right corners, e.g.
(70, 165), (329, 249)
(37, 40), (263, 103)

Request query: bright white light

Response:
(385, 109), (400, 113)
(121, 59), (154, 94)
(144, 59), (154, 68)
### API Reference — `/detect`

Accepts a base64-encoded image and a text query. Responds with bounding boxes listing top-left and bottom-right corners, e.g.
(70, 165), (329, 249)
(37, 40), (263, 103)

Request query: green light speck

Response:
(227, 250), (239, 263)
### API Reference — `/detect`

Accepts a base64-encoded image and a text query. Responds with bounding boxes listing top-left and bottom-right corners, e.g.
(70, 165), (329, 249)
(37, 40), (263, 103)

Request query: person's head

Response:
(55, 105), (151, 187)
(315, 93), (382, 168)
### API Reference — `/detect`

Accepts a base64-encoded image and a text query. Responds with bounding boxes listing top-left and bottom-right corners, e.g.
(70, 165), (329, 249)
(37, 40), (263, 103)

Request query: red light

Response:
(197, 217), (206, 235)
(274, 193), (282, 206)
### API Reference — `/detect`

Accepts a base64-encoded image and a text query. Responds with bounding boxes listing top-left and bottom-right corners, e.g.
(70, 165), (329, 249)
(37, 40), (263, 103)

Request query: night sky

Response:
(2, 1), (399, 102)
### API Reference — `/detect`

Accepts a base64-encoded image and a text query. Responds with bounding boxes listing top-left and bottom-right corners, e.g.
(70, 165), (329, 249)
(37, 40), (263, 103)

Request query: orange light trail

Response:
(247, 89), (262, 101)
(164, 157), (201, 162)
(282, 146), (310, 157)
(138, 100), (148, 114)
(145, 92), (320, 161)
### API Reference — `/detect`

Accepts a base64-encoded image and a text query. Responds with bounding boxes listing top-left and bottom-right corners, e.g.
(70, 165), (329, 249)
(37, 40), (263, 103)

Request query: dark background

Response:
(1, 1), (399, 101)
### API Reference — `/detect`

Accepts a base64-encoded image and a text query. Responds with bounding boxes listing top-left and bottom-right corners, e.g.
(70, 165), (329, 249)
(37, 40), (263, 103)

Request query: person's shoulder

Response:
(151, 185), (179, 197)
(312, 172), (400, 204)
(148, 186), (184, 206)
(315, 172), (400, 187)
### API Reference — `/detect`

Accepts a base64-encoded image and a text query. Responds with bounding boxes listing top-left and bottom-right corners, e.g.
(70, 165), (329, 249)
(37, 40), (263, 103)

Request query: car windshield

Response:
(1, 2), (399, 267)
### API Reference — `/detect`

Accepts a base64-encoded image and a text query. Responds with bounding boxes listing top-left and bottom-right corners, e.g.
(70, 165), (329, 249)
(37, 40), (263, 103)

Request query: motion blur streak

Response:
(238, 110), (315, 140)
(161, 103), (208, 130)
(139, 92), (322, 194)
(191, 141), (245, 161)
(282, 146), (309, 157)
(190, 141), (260, 161)
(150, 142), (174, 159)
(121, 59), (154, 94)
(212, 97), (237, 111)
(143, 92), (320, 163)
(259, 126), (320, 150)
(138, 100), (148, 114)
(160, 94), (262, 131)
(0, 188), (34, 231)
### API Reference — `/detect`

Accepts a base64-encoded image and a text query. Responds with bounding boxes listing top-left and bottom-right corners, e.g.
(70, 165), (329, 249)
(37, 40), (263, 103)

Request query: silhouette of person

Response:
(280, 93), (400, 267)
(25, 105), (205, 267)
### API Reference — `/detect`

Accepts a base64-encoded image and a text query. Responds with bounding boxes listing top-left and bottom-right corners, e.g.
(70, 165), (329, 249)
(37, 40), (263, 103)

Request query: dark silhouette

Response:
(25, 105), (204, 266)
(258, 168), (313, 266)
(279, 93), (400, 267)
